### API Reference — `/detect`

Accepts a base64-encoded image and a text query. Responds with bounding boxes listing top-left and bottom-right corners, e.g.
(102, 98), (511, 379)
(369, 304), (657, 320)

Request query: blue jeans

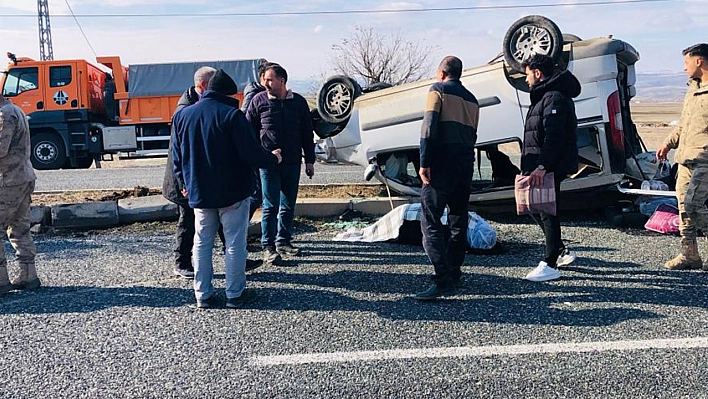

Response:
(192, 199), (250, 301)
(260, 163), (301, 247)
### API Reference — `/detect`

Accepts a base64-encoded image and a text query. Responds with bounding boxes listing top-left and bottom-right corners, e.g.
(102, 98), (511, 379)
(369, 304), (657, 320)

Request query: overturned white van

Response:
(312, 15), (650, 211)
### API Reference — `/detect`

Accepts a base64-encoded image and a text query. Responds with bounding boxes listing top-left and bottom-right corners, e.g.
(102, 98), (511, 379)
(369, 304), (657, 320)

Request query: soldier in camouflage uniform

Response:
(657, 43), (708, 271)
(0, 93), (38, 294)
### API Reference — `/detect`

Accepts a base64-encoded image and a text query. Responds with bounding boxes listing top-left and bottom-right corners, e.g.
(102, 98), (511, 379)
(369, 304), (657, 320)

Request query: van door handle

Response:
(36, 101), (44, 109)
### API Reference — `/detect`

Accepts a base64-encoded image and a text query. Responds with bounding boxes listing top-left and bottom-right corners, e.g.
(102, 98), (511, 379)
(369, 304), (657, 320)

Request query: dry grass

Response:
(33, 184), (385, 206)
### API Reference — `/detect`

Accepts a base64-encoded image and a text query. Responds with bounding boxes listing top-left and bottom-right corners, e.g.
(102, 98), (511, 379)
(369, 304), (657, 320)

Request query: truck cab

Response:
(2, 55), (106, 169)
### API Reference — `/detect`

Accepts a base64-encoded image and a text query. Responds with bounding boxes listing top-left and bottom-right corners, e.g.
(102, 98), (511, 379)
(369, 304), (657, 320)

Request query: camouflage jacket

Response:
(663, 79), (708, 165)
(0, 97), (36, 187)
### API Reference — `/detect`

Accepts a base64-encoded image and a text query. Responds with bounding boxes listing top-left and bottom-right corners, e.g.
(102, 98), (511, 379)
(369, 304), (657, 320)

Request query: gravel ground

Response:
(1, 213), (708, 398)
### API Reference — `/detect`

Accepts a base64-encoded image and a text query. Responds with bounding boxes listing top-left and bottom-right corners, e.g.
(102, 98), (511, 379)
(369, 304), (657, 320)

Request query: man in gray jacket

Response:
(0, 93), (38, 294)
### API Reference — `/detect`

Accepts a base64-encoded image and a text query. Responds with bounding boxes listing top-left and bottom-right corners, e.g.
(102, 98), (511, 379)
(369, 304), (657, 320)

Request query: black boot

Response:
(414, 283), (457, 301)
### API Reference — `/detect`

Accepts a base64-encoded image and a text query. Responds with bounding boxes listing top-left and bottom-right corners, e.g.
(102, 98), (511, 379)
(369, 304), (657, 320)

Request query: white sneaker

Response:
(525, 261), (561, 282)
(557, 249), (576, 267)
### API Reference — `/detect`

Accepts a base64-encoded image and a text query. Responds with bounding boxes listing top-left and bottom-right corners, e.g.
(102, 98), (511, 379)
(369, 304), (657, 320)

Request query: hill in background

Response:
(634, 72), (687, 103)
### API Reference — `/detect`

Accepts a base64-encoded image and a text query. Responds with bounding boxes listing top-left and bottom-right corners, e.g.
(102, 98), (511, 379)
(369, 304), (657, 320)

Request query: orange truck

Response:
(1, 53), (260, 169)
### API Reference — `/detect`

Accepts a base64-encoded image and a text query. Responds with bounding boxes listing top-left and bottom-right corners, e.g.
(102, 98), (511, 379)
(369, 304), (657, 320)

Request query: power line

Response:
(64, 0), (97, 57)
(1, 0), (678, 18)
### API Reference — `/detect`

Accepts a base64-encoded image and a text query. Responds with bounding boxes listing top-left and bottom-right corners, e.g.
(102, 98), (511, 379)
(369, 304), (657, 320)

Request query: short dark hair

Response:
(439, 56), (463, 79)
(258, 61), (280, 78)
(264, 64), (288, 83)
(521, 54), (555, 78)
(682, 43), (708, 59)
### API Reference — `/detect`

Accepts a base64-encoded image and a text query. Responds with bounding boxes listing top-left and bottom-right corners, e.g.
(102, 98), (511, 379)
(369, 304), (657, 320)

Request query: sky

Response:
(1, 0), (706, 91)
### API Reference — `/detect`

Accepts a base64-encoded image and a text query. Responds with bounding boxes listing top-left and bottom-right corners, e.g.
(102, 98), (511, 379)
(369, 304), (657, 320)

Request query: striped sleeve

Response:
(420, 88), (443, 168)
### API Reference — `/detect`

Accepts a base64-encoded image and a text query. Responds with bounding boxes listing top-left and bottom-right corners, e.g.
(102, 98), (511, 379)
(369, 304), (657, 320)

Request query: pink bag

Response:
(644, 203), (679, 235)
(515, 173), (557, 216)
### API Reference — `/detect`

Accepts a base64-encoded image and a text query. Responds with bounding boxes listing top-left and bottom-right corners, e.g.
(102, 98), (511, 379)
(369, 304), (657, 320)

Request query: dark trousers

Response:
(174, 204), (195, 271)
(420, 161), (473, 288)
(260, 163), (301, 247)
(533, 174), (565, 267)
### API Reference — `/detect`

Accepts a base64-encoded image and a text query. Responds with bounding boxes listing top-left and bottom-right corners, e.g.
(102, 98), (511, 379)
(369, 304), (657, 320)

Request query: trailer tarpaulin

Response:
(128, 59), (262, 98)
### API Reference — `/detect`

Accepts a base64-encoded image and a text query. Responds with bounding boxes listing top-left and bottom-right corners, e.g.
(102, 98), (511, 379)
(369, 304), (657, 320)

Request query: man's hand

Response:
(657, 145), (670, 161)
(529, 167), (546, 187)
(305, 163), (315, 179)
(419, 167), (431, 185)
(272, 148), (282, 164)
(181, 188), (189, 198)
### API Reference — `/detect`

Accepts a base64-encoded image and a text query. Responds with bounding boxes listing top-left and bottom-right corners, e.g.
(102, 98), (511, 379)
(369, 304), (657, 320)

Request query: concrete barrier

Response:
(118, 196), (178, 225)
(40, 195), (418, 231)
(51, 201), (119, 229)
(351, 197), (415, 215)
(30, 205), (51, 226)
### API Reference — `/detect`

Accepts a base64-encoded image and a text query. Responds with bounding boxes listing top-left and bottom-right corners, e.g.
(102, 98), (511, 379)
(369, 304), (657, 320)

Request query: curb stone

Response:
(32, 195), (416, 231)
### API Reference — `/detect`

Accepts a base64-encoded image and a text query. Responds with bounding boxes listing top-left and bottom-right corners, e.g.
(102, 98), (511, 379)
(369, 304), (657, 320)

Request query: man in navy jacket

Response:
(172, 69), (282, 309)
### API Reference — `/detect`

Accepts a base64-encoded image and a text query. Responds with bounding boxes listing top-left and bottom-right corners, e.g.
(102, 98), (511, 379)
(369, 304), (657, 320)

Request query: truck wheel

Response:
(316, 75), (361, 124)
(31, 132), (66, 170)
(75, 157), (94, 169)
(503, 15), (563, 73)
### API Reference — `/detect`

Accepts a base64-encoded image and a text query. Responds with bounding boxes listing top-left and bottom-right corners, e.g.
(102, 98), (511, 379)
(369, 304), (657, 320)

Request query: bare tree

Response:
(329, 26), (436, 87)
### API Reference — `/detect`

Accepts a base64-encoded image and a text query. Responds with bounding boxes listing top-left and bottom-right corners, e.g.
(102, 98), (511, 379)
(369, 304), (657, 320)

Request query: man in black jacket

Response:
(520, 54), (580, 282)
(245, 64), (315, 265)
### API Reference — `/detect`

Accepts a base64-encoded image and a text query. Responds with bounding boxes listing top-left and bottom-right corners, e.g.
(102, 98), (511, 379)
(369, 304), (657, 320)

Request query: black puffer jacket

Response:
(241, 81), (265, 112)
(520, 70), (581, 175)
(163, 87), (199, 205)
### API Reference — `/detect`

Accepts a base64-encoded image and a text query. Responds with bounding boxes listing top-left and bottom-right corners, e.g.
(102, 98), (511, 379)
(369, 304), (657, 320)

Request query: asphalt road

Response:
(34, 161), (368, 192)
(2, 213), (707, 398)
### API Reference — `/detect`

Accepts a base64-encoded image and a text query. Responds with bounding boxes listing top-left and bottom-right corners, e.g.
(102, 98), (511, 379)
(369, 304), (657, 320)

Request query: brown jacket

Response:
(0, 97), (36, 187)
(663, 79), (708, 165)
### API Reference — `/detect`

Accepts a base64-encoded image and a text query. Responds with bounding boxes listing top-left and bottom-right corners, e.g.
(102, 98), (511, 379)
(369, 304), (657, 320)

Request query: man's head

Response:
(263, 64), (288, 99)
(208, 69), (239, 96)
(437, 56), (463, 81)
(193, 66), (217, 94)
(682, 43), (708, 81)
(521, 54), (555, 88)
(258, 61), (280, 86)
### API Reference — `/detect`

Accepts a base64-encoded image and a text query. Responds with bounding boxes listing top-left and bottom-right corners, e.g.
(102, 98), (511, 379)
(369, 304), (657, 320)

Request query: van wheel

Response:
(316, 75), (361, 124)
(503, 15), (563, 73)
(31, 132), (66, 170)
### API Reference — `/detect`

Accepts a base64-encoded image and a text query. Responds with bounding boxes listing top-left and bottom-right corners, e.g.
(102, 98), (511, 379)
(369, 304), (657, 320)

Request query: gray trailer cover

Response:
(128, 59), (262, 98)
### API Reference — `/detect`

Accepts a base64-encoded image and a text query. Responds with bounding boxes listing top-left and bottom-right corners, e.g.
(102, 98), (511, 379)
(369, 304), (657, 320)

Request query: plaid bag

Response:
(514, 172), (557, 216)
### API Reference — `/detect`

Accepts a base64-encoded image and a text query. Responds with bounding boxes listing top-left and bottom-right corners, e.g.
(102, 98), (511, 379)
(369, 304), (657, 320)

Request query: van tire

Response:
(316, 75), (361, 124)
(31, 132), (66, 170)
(503, 15), (563, 73)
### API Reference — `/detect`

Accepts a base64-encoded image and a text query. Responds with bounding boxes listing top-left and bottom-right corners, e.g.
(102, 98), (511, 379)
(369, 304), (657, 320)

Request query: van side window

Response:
(50, 66), (72, 87)
(1, 67), (39, 97)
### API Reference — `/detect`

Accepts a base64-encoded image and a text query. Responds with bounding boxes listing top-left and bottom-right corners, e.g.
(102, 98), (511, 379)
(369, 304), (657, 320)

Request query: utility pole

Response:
(37, 0), (54, 60)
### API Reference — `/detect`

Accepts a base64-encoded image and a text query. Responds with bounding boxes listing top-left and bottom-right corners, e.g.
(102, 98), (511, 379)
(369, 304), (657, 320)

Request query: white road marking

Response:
(251, 337), (708, 366)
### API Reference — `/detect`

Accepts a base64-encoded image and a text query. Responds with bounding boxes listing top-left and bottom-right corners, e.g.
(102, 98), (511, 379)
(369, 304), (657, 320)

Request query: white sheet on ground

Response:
(333, 203), (497, 250)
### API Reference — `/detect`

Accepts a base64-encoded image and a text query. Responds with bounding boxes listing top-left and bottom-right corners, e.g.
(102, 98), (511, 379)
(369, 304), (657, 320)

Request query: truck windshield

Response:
(2, 67), (38, 97)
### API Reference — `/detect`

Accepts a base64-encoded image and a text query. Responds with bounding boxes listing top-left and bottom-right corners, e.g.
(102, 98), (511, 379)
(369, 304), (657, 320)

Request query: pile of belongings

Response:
(333, 203), (497, 250)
